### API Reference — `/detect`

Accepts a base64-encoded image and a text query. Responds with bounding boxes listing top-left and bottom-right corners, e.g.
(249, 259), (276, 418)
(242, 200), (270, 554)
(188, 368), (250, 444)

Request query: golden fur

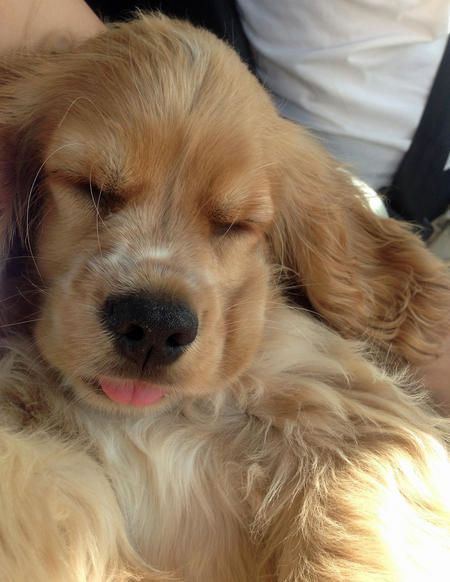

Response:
(0, 14), (449, 581)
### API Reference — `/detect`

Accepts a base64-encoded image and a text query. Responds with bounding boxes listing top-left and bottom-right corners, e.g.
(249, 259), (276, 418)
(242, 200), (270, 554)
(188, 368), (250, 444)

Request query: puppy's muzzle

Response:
(103, 294), (198, 369)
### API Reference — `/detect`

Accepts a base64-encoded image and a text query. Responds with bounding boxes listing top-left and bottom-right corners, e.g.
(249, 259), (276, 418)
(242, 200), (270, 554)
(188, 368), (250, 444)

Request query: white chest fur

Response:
(80, 403), (258, 581)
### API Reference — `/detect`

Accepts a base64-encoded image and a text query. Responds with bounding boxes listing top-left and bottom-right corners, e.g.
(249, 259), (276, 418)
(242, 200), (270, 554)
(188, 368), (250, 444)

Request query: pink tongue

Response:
(99, 378), (165, 407)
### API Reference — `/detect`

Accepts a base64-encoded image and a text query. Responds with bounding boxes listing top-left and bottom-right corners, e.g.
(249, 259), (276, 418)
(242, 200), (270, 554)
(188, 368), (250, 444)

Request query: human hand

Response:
(0, 0), (105, 54)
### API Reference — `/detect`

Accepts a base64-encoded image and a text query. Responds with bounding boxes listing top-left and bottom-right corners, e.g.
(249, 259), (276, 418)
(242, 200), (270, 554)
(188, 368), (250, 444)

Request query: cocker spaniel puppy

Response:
(0, 14), (449, 582)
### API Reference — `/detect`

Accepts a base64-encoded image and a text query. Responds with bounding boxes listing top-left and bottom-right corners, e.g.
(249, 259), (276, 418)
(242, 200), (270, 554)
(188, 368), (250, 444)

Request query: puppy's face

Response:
(28, 18), (276, 412)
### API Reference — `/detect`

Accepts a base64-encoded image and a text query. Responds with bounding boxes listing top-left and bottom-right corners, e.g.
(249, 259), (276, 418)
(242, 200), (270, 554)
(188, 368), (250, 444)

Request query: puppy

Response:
(0, 14), (449, 582)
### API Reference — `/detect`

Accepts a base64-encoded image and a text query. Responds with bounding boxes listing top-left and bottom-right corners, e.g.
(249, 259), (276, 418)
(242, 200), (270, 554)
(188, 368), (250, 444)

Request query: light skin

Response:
(0, 0), (105, 53)
(0, 0), (448, 412)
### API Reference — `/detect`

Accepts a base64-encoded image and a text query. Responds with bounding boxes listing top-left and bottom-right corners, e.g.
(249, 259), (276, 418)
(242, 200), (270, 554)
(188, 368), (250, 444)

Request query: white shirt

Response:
(237, 0), (449, 189)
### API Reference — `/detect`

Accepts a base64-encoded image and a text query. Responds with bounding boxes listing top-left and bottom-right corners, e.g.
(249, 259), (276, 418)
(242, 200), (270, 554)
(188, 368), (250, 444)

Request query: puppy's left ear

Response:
(268, 119), (450, 365)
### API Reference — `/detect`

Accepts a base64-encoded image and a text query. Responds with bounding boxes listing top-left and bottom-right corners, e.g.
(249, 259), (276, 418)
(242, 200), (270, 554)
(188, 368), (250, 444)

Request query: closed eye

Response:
(212, 221), (251, 237)
(46, 169), (124, 214)
(77, 179), (105, 201)
(76, 179), (122, 213)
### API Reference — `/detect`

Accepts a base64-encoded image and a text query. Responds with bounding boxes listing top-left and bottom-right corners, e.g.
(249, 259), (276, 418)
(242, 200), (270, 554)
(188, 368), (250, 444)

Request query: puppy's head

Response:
(0, 15), (277, 412)
(1, 14), (449, 413)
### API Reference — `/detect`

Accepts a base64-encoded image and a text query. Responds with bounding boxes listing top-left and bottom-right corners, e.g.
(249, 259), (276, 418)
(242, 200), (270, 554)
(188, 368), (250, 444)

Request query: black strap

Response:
(384, 35), (450, 237)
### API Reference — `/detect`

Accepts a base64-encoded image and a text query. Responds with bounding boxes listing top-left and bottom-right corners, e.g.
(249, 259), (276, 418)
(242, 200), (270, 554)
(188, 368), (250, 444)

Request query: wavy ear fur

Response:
(0, 54), (55, 324)
(268, 119), (450, 365)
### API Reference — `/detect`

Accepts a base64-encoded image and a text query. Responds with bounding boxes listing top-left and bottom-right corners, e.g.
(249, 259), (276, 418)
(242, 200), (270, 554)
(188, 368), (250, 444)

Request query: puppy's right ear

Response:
(0, 54), (49, 281)
(0, 56), (56, 329)
(0, 63), (21, 271)
(0, 134), (14, 270)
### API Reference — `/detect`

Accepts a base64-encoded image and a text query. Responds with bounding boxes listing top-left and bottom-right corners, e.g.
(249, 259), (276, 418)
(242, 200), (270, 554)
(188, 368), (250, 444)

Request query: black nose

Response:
(102, 294), (198, 369)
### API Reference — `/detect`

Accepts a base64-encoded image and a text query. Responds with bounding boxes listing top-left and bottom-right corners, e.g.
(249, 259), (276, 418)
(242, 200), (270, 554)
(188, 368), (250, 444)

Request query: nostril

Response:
(166, 333), (182, 349)
(102, 293), (198, 367)
(166, 330), (196, 349)
(122, 324), (146, 342)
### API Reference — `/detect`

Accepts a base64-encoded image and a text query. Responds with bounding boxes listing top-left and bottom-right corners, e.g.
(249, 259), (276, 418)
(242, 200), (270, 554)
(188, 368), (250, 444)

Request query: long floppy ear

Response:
(0, 54), (52, 322)
(0, 64), (22, 279)
(268, 118), (450, 365)
(0, 136), (14, 270)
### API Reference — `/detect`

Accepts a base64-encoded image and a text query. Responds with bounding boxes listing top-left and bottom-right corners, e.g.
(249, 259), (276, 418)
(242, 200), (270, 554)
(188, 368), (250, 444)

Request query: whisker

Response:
(23, 142), (83, 282)
(57, 95), (108, 130)
(88, 167), (105, 256)
(0, 255), (60, 263)
(0, 318), (43, 329)
(21, 276), (48, 296)
(0, 292), (34, 304)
